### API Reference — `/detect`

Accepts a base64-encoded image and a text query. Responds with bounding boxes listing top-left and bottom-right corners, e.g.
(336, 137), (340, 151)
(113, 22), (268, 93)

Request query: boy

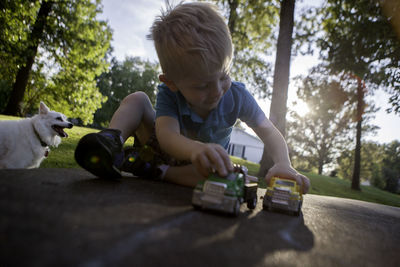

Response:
(74, 2), (310, 193)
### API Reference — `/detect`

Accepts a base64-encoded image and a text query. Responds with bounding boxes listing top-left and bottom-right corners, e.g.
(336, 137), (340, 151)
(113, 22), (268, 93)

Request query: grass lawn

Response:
(1, 114), (399, 207)
(305, 172), (400, 207)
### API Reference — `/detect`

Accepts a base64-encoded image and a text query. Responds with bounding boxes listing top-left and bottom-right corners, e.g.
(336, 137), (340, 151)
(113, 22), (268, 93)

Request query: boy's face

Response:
(168, 70), (232, 116)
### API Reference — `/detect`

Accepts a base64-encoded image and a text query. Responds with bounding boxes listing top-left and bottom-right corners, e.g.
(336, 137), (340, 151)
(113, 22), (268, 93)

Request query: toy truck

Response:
(192, 166), (258, 216)
(263, 177), (303, 216)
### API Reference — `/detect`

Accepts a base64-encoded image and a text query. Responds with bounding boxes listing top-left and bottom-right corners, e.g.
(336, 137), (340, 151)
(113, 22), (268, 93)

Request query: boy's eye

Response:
(194, 84), (208, 89)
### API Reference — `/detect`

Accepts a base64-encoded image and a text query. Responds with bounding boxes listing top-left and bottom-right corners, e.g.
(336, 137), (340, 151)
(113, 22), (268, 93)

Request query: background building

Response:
(228, 127), (264, 163)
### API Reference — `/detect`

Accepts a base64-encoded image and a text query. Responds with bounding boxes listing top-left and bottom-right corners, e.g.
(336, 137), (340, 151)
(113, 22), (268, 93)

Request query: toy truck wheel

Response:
(247, 196), (257, 210)
(294, 201), (302, 216)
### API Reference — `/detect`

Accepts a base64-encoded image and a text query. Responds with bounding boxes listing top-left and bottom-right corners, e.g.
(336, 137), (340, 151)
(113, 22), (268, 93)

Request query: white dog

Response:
(0, 102), (73, 169)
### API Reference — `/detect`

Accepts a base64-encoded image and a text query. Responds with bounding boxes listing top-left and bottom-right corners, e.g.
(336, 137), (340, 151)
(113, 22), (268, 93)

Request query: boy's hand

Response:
(190, 142), (233, 177)
(265, 163), (310, 194)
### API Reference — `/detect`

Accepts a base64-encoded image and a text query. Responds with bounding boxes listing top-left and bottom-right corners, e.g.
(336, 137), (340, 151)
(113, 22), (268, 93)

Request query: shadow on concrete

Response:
(111, 205), (315, 267)
(0, 168), (314, 267)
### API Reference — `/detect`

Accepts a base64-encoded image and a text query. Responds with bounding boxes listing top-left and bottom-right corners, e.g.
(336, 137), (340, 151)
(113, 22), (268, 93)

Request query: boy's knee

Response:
(122, 91), (151, 107)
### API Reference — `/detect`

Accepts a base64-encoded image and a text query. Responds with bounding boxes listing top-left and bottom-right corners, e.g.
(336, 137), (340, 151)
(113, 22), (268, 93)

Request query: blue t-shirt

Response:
(155, 81), (266, 149)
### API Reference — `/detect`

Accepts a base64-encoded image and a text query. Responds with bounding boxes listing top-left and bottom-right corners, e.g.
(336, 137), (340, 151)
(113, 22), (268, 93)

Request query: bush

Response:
(383, 167), (400, 193)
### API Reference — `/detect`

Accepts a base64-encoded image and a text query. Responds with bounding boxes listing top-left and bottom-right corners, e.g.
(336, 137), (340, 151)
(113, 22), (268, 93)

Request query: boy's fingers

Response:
(293, 174), (311, 194)
(196, 163), (210, 177)
(264, 170), (273, 185)
(265, 164), (310, 193)
(300, 174), (310, 194)
(205, 147), (227, 176)
(216, 145), (233, 172)
(193, 153), (211, 177)
(286, 174), (304, 189)
(191, 144), (232, 177)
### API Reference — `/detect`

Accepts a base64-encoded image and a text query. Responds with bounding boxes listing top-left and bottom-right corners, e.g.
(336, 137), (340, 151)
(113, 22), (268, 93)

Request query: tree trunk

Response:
(3, 1), (53, 115)
(318, 161), (323, 175)
(352, 118), (362, 190)
(258, 0), (295, 178)
(227, 0), (239, 62)
(351, 78), (364, 191)
(227, 0), (239, 35)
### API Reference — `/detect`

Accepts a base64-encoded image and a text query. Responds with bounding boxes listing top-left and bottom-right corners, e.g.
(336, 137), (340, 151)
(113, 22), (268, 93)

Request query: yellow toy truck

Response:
(263, 177), (303, 216)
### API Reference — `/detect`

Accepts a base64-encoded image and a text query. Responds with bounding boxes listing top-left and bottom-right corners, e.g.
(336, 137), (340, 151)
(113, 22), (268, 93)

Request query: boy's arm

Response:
(156, 116), (232, 177)
(252, 117), (310, 194)
(164, 164), (205, 187)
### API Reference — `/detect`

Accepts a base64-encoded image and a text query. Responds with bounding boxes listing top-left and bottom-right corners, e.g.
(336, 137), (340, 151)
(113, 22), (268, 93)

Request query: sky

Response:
(98, 0), (400, 144)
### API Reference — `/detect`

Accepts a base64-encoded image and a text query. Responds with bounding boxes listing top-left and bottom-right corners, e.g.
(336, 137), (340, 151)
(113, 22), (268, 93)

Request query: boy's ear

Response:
(159, 74), (179, 92)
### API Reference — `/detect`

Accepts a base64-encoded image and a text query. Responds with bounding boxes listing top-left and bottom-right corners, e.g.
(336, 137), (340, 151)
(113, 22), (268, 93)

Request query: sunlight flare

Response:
(292, 100), (310, 117)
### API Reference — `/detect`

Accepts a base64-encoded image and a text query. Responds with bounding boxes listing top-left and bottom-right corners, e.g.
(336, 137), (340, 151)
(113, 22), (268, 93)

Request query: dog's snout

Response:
(67, 123), (73, 128)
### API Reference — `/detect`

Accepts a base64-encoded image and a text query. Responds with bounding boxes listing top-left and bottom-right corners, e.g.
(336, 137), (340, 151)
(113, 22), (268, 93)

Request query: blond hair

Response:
(148, 2), (233, 81)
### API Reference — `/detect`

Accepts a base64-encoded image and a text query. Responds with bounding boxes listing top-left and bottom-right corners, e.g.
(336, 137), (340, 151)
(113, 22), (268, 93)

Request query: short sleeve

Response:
(155, 84), (179, 120)
(235, 83), (266, 128)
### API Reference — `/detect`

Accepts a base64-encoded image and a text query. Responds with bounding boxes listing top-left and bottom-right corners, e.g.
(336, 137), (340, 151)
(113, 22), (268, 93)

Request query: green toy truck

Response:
(263, 177), (303, 216)
(192, 166), (258, 216)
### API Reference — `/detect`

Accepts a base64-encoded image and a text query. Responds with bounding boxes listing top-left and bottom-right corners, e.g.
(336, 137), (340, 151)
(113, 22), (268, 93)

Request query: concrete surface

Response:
(0, 168), (399, 267)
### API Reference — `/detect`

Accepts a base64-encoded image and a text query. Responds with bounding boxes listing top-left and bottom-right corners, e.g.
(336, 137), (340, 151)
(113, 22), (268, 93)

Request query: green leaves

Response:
(1, 0), (112, 123)
(93, 57), (160, 128)
(208, 0), (279, 97)
(319, 0), (400, 114)
(0, 1), (39, 100)
(288, 66), (358, 174)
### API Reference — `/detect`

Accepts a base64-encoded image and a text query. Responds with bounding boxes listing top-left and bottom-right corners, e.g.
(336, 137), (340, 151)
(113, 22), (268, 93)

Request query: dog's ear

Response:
(39, 101), (50, 115)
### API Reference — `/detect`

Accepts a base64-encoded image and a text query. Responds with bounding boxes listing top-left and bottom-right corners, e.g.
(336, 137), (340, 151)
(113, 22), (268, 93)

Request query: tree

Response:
(382, 141), (400, 193)
(0, 0), (40, 112)
(258, 0), (295, 178)
(287, 67), (354, 175)
(337, 141), (399, 192)
(1, 0), (112, 124)
(337, 141), (385, 185)
(315, 0), (400, 190)
(207, 0), (279, 98)
(93, 57), (159, 128)
(3, 0), (53, 115)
